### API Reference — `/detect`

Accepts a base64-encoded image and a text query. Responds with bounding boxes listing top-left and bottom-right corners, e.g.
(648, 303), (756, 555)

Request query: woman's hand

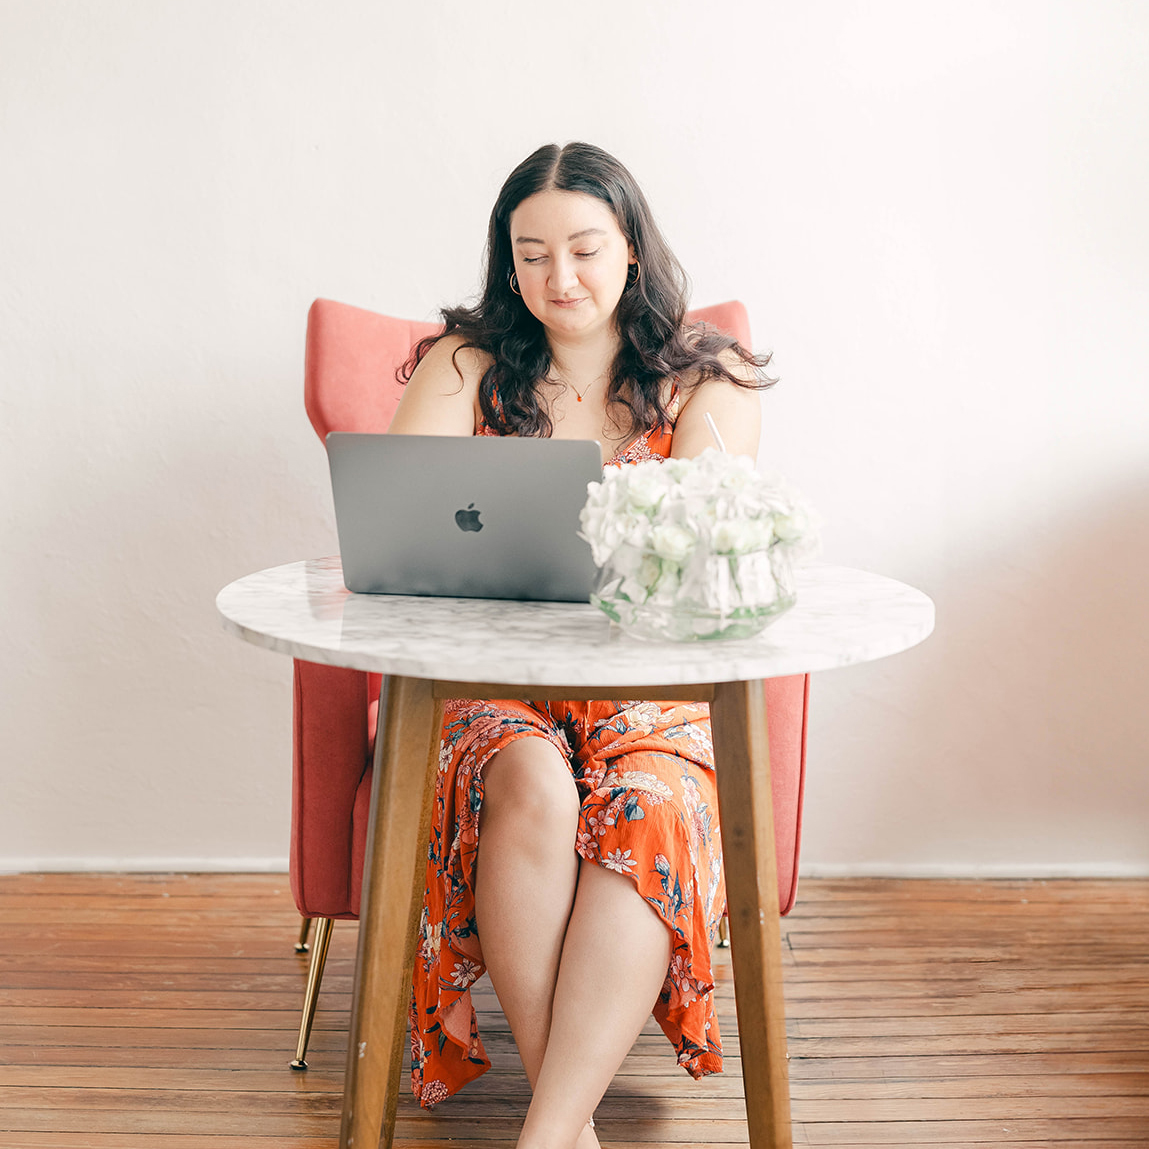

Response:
(388, 335), (487, 436)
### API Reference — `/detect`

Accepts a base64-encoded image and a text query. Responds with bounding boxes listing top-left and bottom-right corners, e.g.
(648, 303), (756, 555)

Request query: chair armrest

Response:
(763, 674), (810, 916)
(290, 659), (380, 917)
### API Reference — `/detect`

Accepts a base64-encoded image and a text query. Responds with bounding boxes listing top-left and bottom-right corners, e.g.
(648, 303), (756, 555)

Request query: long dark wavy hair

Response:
(400, 142), (774, 438)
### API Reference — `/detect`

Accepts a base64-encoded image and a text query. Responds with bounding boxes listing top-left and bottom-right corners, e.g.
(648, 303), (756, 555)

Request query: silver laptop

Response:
(326, 433), (603, 601)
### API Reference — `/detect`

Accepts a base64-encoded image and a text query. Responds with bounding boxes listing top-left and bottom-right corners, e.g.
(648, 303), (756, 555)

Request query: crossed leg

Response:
(474, 735), (672, 1149)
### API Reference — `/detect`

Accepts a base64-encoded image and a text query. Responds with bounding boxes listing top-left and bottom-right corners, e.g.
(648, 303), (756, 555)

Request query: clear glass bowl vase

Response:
(590, 542), (796, 642)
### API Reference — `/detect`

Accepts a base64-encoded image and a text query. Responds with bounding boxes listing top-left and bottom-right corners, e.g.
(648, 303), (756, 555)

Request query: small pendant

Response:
(576, 394), (583, 402)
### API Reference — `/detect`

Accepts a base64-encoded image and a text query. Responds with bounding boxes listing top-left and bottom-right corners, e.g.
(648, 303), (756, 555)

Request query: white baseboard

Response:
(0, 857), (289, 874)
(800, 861), (1149, 879)
(4, 858), (1147, 879)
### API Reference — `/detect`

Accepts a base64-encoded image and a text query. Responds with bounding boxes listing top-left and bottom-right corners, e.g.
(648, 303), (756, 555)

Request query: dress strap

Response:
(475, 381), (504, 437)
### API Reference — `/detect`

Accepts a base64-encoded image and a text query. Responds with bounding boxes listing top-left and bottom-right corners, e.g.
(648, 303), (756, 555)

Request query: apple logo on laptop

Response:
(455, 503), (483, 532)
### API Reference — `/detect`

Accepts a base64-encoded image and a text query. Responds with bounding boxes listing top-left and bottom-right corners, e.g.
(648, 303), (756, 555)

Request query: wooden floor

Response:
(1, 875), (1147, 1148)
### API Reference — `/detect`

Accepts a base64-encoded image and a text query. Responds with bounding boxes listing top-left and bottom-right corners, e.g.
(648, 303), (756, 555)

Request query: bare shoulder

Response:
(672, 347), (763, 460)
(390, 334), (492, 436)
(675, 347), (759, 401)
(413, 333), (493, 388)
(716, 344), (758, 383)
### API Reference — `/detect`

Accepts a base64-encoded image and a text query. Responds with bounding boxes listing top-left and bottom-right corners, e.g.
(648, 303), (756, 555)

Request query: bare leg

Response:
(517, 858), (672, 1149)
(474, 737), (599, 1148)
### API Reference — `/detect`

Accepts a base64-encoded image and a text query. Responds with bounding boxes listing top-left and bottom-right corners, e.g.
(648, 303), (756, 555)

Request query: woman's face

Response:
(508, 189), (635, 343)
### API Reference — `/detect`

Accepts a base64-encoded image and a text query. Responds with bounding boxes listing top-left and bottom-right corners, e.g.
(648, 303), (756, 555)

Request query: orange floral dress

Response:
(408, 391), (726, 1108)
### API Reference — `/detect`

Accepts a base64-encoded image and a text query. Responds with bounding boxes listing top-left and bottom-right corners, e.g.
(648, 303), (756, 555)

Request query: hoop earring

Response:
(509, 273), (521, 296)
(627, 260), (642, 288)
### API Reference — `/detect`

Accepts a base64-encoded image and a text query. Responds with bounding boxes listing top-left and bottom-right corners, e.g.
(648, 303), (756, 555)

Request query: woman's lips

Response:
(550, 297), (586, 309)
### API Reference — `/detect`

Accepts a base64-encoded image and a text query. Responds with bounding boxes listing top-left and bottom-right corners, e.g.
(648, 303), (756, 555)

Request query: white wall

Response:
(1, 1), (1146, 874)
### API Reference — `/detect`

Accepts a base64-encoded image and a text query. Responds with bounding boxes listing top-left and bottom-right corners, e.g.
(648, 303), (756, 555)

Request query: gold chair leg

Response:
(295, 916), (312, 954)
(290, 916), (334, 1070)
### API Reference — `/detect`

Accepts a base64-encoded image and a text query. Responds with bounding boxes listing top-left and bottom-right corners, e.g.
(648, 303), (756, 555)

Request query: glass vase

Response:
(590, 542), (796, 642)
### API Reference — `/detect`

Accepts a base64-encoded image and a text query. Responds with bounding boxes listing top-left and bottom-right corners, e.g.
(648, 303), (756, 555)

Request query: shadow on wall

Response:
(805, 475), (1149, 873)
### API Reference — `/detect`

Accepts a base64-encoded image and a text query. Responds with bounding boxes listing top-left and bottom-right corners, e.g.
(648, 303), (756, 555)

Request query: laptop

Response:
(326, 432), (603, 601)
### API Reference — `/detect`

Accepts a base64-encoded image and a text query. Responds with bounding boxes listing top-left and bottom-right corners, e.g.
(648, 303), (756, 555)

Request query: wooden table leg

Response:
(710, 679), (793, 1149)
(340, 675), (442, 1149)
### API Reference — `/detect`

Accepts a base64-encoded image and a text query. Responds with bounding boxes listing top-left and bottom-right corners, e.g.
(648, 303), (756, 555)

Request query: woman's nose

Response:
(548, 256), (579, 292)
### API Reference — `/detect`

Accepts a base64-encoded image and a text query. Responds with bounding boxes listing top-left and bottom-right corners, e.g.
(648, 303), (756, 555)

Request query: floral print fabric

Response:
(409, 698), (726, 1108)
(409, 388), (724, 1108)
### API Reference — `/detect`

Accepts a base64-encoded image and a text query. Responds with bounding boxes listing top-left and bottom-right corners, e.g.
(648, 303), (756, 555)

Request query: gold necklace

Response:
(547, 370), (608, 403)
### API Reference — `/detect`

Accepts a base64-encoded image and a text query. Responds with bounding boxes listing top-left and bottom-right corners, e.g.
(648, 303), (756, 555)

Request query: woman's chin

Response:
(540, 306), (609, 341)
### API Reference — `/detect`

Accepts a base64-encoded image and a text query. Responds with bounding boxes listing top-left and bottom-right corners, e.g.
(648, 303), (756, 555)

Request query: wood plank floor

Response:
(1, 874), (1147, 1147)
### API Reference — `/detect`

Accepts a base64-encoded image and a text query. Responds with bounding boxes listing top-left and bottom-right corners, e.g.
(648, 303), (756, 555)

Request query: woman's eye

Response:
(576, 249), (601, 259)
(522, 256), (546, 265)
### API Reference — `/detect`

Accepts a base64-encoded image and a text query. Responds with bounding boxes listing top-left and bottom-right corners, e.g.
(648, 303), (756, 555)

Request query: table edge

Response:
(216, 568), (935, 684)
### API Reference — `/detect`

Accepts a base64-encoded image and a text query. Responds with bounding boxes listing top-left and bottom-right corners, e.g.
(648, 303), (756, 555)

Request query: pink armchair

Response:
(288, 298), (810, 1069)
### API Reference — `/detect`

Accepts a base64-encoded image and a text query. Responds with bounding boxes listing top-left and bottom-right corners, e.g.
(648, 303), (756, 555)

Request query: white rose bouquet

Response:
(579, 449), (819, 641)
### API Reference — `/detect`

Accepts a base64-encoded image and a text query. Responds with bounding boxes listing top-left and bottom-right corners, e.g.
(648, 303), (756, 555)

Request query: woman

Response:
(390, 142), (772, 1149)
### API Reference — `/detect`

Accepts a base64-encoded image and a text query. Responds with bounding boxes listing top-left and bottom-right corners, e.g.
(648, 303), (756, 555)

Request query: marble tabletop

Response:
(216, 558), (934, 686)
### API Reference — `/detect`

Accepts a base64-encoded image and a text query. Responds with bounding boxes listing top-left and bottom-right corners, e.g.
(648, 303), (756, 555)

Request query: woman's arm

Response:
(388, 335), (486, 436)
(671, 351), (763, 460)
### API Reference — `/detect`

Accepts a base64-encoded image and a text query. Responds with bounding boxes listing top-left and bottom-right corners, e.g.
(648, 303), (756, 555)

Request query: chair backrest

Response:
(304, 300), (440, 440)
(304, 297), (753, 440)
(687, 299), (751, 349)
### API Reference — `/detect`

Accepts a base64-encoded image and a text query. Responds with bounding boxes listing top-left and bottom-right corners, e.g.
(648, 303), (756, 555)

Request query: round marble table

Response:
(217, 559), (934, 1149)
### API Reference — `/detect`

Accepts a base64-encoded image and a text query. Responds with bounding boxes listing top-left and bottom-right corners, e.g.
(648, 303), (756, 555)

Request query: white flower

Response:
(619, 551), (662, 602)
(580, 448), (821, 626)
(421, 916), (443, 960)
(602, 848), (637, 874)
(717, 453), (757, 489)
(773, 504), (823, 561)
(625, 466), (669, 511)
(438, 741), (454, 774)
(615, 768), (674, 798)
(649, 523), (696, 563)
(616, 703), (663, 729)
(621, 511), (654, 549)
(450, 959), (480, 988)
(712, 519), (769, 556)
(610, 541), (647, 580)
